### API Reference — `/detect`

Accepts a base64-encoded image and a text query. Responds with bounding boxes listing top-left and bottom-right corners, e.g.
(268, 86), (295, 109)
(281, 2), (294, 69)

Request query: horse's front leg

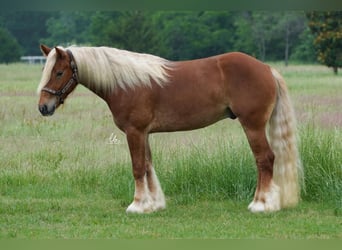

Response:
(125, 128), (161, 213)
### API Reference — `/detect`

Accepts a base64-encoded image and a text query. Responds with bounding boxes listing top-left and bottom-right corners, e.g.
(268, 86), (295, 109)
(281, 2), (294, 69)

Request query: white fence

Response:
(20, 56), (46, 64)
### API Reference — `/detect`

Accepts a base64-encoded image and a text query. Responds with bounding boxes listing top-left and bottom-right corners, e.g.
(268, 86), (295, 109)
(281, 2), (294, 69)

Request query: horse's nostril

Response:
(39, 104), (44, 113)
(38, 104), (56, 116)
(38, 104), (48, 116)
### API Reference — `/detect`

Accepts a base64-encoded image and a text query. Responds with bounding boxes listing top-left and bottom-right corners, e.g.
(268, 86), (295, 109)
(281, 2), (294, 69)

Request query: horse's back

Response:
(216, 52), (271, 78)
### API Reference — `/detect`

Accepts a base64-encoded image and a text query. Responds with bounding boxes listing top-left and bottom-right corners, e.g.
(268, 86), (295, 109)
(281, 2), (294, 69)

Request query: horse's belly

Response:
(151, 104), (228, 132)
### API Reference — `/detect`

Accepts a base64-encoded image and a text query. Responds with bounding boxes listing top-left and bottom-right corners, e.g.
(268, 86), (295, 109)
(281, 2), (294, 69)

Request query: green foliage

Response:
(307, 11), (342, 74)
(234, 11), (306, 63)
(290, 27), (317, 62)
(0, 11), (53, 55)
(0, 11), (314, 64)
(0, 27), (22, 63)
(88, 11), (122, 46)
(153, 11), (238, 60)
(90, 11), (162, 54)
(42, 11), (93, 47)
(0, 11), (340, 70)
(233, 12), (258, 57)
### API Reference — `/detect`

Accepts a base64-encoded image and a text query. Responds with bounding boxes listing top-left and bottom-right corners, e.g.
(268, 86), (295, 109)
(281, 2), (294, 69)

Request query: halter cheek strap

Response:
(41, 49), (78, 104)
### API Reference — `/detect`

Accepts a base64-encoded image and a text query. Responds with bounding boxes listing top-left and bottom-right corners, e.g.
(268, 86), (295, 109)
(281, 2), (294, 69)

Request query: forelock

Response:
(36, 49), (58, 94)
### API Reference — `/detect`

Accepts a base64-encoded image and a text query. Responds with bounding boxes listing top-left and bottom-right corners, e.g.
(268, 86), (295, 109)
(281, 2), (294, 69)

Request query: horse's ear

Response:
(40, 44), (51, 57)
(54, 47), (66, 60)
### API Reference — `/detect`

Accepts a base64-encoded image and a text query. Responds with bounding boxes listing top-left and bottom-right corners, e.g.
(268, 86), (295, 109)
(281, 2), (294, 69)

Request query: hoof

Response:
(248, 182), (281, 213)
(248, 199), (281, 213)
(126, 202), (152, 214)
(248, 201), (268, 212)
(126, 197), (166, 214)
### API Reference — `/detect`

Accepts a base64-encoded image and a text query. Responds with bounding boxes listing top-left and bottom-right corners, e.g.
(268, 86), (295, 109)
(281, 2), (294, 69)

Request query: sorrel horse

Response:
(37, 44), (302, 213)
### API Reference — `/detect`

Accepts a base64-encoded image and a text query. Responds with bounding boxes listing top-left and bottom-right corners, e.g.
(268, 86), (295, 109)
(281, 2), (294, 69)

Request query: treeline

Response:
(0, 11), (332, 64)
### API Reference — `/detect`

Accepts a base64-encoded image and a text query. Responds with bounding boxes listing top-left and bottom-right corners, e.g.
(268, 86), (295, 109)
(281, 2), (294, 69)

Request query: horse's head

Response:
(37, 44), (78, 116)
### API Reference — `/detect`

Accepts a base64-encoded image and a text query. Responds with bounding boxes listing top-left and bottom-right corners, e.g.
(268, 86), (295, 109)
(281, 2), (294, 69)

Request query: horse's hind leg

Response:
(240, 119), (281, 212)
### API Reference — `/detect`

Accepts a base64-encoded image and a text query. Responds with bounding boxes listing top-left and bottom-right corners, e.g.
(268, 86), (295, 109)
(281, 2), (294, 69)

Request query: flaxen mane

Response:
(38, 46), (172, 94)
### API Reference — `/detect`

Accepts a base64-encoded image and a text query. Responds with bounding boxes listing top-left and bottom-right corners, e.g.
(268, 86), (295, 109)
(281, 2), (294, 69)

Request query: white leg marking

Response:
(148, 167), (166, 211)
(126, 168), (166, 214)
(248, 181), (281, 213)
(126, 175), (154, 214)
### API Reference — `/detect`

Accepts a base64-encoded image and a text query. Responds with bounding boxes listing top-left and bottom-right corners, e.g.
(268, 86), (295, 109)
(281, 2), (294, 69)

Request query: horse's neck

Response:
(78, 79), (108, 101)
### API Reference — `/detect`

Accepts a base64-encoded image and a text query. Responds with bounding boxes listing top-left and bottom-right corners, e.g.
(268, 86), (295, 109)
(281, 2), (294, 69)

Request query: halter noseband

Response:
(41, 49), (78, 104)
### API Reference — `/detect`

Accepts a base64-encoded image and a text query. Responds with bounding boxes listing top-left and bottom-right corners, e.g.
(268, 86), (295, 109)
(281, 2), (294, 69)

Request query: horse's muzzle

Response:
(38, 104), (55, 116)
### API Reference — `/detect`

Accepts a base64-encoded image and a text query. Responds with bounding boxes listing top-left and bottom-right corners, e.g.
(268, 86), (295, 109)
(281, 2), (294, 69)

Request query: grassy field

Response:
(0, 63), (341, 239)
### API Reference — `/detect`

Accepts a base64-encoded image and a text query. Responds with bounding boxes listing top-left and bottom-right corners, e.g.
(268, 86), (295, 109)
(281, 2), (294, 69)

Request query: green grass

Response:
(0, 63), (341, 239)
(0, 198), (339, 239)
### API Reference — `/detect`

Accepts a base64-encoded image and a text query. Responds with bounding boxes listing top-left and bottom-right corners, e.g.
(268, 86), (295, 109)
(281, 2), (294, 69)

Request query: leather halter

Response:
(41, 49), (78, 105)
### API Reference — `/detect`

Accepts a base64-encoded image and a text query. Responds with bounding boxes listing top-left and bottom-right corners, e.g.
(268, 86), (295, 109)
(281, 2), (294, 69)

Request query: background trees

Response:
(306, 11), (342, 74)
(0, 10), (339, 73)
(234, 11), (306, 64)
(0, 27), (22, 63)
(42, 11), (92, 47)
(94, 11), (162, 54)
(0, 11), (52, 55)
(152, 11), (238, 60)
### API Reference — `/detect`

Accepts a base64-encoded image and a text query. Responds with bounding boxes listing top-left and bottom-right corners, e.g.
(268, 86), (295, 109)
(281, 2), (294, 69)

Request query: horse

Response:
(37, 44), (302, 213)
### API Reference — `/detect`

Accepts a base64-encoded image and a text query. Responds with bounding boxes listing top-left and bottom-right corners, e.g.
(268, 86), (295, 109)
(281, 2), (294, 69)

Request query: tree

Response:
(277, 12), (306, 66)
(89, 11), (162, 55)
(234, 12), (284, 61)
(290, 27), (317, 62)
(235, 11), (306, 63)
(1, 11), (54, 55)
(251, 12), (278, 61)
(156, 12), (213, 60)
(88, 11), (122, 46)
(42, 11), (93, 47)
(109, 11), (160, 54)
(233, 11), (259, 57)
(0, 11), (312, 63)
(153, 11), (238, 60)
(0, 27), (22, 63)
(306, 11), (342, 74)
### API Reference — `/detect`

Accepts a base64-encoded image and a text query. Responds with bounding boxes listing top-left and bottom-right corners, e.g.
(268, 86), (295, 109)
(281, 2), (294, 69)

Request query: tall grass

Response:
(300, 124), (342, 208)
(1, 120), (340, 209)
(154, 134), (256, 204)
(153, 122), (341, 208)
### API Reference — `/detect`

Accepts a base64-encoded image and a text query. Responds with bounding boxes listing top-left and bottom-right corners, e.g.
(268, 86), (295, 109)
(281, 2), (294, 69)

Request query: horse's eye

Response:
(56, 71), (64, 78)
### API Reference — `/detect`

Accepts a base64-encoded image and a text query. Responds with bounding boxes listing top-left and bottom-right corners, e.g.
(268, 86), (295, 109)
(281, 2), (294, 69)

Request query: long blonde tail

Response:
(268, 68), (303, 208)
